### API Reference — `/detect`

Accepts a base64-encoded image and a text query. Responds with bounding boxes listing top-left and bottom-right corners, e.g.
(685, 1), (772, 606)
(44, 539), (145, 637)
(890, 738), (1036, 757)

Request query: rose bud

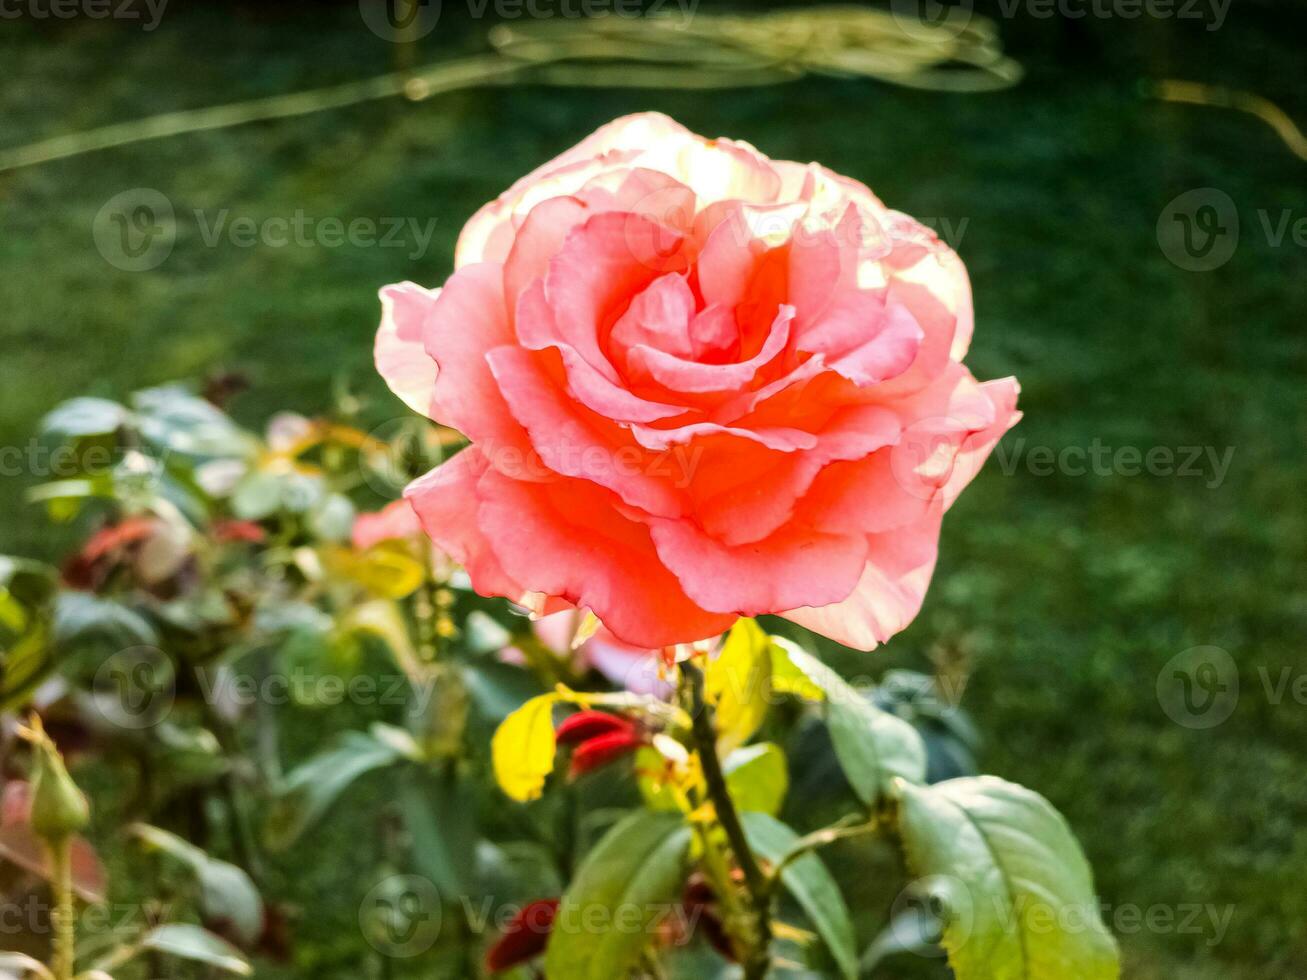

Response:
(21, 718), (90, 843)
(485, 897), (560, 973)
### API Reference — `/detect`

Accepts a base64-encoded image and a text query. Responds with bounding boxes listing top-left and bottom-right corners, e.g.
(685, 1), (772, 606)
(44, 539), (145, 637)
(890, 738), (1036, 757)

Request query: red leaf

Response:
(554, 710), (635, 746)
(485, 897), (560, 973)
(567, 729), (643, 778)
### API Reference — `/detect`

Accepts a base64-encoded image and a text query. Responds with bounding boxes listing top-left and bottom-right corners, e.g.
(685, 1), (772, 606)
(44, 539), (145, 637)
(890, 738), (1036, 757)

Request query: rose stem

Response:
(681, 660), (773, 980)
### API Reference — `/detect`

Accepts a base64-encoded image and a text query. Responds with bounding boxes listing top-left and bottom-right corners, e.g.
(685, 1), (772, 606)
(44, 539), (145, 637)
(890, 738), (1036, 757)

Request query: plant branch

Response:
(765, 814), (882, 890)
(682, 661), (772, 980)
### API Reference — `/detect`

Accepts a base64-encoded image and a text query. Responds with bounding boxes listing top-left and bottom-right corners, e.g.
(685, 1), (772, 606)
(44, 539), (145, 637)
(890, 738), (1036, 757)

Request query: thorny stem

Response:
(681, 661), (772, 980)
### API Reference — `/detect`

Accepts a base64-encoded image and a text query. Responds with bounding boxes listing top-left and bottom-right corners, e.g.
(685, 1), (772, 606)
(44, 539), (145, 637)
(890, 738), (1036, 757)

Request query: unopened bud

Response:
(20, 716), (90, 842)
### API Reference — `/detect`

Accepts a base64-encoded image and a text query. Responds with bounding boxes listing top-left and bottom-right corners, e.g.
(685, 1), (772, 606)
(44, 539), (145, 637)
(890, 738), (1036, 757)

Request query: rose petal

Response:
(646, 517), (868, 616)
(475, 468), (735, 648)
(405, 448), (526, 602)
(780, 503), (943, 650)
(421, 264), (535, 466)
(374, 283), (439, 416)
(485, 345), (686, 518)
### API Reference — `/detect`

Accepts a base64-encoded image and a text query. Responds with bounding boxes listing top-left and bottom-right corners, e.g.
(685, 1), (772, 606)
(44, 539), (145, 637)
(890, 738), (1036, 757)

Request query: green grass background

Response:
(2, 0), (1305, 976)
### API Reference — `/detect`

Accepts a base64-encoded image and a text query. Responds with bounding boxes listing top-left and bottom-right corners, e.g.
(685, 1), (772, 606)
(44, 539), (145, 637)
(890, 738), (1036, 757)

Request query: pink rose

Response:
(375, 113), (1018, 650)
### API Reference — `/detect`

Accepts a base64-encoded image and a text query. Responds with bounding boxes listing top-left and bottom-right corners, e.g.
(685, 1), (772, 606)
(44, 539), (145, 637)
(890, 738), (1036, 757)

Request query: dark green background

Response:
(2, 0), (1304, 975)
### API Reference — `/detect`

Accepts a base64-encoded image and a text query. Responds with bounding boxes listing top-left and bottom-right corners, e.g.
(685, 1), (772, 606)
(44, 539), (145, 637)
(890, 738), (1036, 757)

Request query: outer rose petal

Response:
(374, 282), (439, 416)
(404, 449), (526, 603)
(474, 467), (734, 648)
(781, 503), (943, 651)
(941, 377), (1022, 508)
(422, 263), (535, 464)
(456, 113), (693, 267)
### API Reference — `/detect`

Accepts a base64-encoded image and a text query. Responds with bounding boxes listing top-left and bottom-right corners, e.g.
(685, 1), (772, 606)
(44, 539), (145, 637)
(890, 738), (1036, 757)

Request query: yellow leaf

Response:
(491, 694), (559, 802)
(705, 619), (772, 753)
(324, 545), (425, 599)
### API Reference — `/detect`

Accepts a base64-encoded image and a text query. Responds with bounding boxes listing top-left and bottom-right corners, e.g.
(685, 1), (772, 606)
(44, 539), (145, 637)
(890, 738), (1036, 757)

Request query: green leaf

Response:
(137, 923), (252, 975)
(491, 693), (559, 802)
(634, 745), (683, 812)
(0, 559), (58, 712)
(40, 397), (130, 438)
(705, 619), (772, 753)
(544, 810), (692, 979)
(723, 742), (788, 816)
(742, 812), (858, 980)
(896, 776), (1120, 980)
(128, 824), (263, 947)
(131, 384), (253, 457)
(231, 471), (283, 520)
(266, 731), (403, 850)
(774, 638), (926, 806)
(398, 768), (475, 896)
(308, 492), (356, 542)
(53, 592), (159, 648)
